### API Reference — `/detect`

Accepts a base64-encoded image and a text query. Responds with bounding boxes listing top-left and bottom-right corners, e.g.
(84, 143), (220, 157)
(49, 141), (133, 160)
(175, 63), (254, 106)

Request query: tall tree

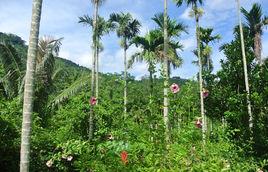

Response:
(199, 27), (220, 72)
(241, 3), (268, 65)
(152, 13), (187, 77)
(129, 30), (163, 98)
(109, 12), (141, 117)
(20, 0), (43, 171)
(163, 0), (170, 143)
(78, 0), (106, 140)
(173, 0), (205, 143)
(79, 15), (114, 101)
(236, 0), (253, 136)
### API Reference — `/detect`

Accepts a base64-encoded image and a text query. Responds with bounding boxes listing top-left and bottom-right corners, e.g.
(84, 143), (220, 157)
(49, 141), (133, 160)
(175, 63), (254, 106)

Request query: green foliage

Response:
(1, 11), (268, 171)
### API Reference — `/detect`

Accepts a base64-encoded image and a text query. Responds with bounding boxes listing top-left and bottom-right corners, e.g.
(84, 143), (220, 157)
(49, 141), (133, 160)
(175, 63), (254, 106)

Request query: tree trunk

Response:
(254, 32), (262, 65)
(96, 43), (99, 103)
(195, 11), (206, 144)
(123, 39), (127, 118)
(20, 0), (43, 171)
(163, 0), (170, 144)
(149, 63), (154, 100)
(89, 0), (99, 141)
(236, 0), (253, 136)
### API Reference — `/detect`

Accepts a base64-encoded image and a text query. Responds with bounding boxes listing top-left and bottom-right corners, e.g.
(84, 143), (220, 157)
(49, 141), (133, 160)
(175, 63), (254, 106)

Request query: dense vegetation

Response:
(1, 1), (268, 172)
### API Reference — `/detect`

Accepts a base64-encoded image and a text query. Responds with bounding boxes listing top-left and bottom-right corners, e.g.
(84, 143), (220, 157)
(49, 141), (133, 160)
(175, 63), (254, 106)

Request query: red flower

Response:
(120, 151), (128, 165)
(202, 89), (209, 98)
(89, 97), (97, 106)
(170, 83), (180, 94)
(195, 119), (202, 129)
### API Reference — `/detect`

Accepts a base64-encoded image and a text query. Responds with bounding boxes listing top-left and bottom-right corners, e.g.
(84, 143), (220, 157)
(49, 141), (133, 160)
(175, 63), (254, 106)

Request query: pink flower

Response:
(46, 159), (53, 168)
(202, 89), (209, 98)
(89, 97), (97, 106)
(170, 83), (180, 94)
(195, 119), (202, 129)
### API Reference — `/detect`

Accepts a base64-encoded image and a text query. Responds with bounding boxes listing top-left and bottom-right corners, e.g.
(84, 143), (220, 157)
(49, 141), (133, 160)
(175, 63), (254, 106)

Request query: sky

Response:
(1, 0), (268, 79)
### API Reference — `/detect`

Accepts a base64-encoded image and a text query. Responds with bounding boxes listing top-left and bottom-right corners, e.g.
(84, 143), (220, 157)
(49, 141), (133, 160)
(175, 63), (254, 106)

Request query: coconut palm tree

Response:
(173, 0), (206, 143)
(241, 3), (268, 65)
(109, 12), (141, 117)
(20, 0), (43, 171)
(236, 0), (253, 136)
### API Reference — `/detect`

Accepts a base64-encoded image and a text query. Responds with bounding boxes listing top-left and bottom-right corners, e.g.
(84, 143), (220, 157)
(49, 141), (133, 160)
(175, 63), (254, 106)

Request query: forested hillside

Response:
(1, 0), (268, 171)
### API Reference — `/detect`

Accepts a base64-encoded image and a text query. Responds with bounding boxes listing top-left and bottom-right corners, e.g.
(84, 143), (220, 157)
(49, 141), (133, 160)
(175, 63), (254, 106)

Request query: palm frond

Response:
(49, 75), (89, 108)
(0, 42), (23, 98)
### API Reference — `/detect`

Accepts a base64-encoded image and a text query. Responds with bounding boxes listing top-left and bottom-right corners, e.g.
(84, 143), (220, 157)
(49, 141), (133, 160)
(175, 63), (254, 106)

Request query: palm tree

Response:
(241, 3), (268, 65)
(173, 0), (205, 143)
(129, 30), (163, 98)
(79, 15), (114, 101)
(163, 0), (170, 143)
(0, 42), (23, 98)
(20, 0), (43, 171)
(152, 13), (187, 77)
(34, 36), (62, 118)
(78, 0), (106, 140)
(236, 0), (253, 136)
(109, 12), (141, 117)
(199, 27), (220, 71)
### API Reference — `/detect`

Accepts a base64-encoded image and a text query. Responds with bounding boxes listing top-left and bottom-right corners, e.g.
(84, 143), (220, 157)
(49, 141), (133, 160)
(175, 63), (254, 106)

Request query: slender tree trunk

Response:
(236, 0), (253, 136)
(149, 63), (154, 100)
(89, 1), (99, 141)
(195, 11), (206, 144)
(20, 0), (43, 171)
(123, 39), (127, 118)
(163, 0), (170, 144)
(96, 43), (99, 103)
(254, 32), (262, 65)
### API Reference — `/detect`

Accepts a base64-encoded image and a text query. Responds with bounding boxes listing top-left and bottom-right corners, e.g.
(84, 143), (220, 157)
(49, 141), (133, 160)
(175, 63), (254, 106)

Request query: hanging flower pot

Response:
(170, 83), (180, 94)
(120, 151), (128, 165)
(89, 97), (97, 106)
(202, 88), (209, 98)
(195, 119), (202, 129)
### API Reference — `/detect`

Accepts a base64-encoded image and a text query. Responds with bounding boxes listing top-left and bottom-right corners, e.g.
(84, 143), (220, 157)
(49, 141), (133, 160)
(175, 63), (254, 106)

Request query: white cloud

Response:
(181, 37), (195, 50)
(180, 8), (192, 20)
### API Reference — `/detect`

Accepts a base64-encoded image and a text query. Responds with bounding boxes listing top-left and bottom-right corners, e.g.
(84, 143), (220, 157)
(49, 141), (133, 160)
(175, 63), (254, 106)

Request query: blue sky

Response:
(1, 0), (268, 79)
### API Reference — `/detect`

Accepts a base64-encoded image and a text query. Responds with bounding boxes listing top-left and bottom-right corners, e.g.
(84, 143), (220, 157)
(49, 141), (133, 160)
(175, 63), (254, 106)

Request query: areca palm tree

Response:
(129, 30), (163, 98)
(109, 12), (141, 117)
(152, 12), (187, 75)
(20, 0), (43, 171)
(163, 0), (170, 143)
(241, 3), (268, 65)
(236, 0), (253, 136)
(199, 27), (221, 71)
(173, 0), (205, 143)
(78, 0), (106, 140)
(129, 28), (184, 96)
(78, 15), (114, 101)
